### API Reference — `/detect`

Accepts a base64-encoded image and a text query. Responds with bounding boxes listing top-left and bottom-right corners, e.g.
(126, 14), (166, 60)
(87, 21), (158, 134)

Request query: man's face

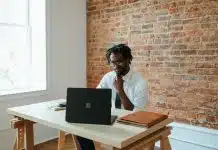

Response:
(109, 52), (130, 76)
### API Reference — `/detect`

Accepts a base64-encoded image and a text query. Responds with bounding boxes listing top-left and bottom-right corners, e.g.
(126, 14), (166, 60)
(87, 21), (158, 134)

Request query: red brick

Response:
(128, 0), (139, 3)
(188, 44), (202, 49)
(210, 68), (218, 75)
(171, 32), (186, 38)
(206, 43), (218, 49)
(202, 35), (218, 42)
(172, 44), (187, 49)
(156, 57), (171, 61)
(179, 63), (197, 68)
(164, 62), (179, 67)
(150, 62), (163, 67)
(88, 6), (97, 11)
(196, 63), (214, 68)
(87, 0), (218, 129)
(198, 88), (218, 96)
(189, 81), (210, 88)
(207, 116), (216, 122)
(185, 5), (203, 18)
(170, 50), (181, 55)
(150, 50), (162, 55)
(158, 15), (170, 21)
(205, 56), (218, 61)
(198, 50), (215, 55)
(181, 50), (197, 55)
(201, 23), (217, 29)
(183, 24), (200, 30)
(195, 68), (213, 75)
(183, 18), (198, 24)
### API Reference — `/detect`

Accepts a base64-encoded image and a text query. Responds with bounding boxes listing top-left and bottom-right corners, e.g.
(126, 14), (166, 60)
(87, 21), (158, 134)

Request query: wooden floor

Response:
(34, 135), (160, 150)
(34, 134), (105, 150)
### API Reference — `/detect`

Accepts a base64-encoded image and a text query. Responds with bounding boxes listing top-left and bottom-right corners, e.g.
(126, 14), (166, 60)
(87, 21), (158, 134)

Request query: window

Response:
(0, 0), (46, 96)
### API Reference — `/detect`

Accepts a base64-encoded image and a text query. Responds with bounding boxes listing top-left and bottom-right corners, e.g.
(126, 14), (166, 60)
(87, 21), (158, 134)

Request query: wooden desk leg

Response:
(13, 126), (25, 150)
(112, 127), (172, 150)
(24, 120), (34, 150)
(11, 118), (25, 150)
(160, 136), (171, 150)
(18, 126), (25, 150)
(58, 131), (65, 150)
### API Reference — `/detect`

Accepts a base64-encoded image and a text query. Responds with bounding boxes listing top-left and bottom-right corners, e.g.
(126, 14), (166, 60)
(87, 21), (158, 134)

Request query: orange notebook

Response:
(117, 111), (168, 128)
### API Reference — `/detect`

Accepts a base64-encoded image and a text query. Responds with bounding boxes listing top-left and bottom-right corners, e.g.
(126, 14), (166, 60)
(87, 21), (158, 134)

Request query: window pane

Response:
(0, 0), (27, 25)
(30, 0), (46, 89)
(0, 26), (30, 92)
(0, 0), (46, 96)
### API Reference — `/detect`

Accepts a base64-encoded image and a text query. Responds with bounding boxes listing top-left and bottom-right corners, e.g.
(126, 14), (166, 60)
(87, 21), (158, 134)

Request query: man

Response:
(98, 43), (148, 111)
(76, 44), (148, 149)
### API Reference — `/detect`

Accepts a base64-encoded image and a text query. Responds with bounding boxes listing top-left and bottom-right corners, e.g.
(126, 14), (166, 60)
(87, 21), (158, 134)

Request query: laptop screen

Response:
(65, 88), (113, 125)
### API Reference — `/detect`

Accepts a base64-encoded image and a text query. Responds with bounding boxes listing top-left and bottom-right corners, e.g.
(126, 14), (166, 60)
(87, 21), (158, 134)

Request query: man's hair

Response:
(106, 44), (133, 64)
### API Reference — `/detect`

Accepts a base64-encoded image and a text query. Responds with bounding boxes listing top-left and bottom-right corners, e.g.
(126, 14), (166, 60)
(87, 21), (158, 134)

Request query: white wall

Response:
(0, 0), (87, 149)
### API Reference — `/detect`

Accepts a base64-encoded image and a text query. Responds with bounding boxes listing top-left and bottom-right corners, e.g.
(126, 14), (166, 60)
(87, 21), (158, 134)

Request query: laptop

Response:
(65, 88), (117, 125)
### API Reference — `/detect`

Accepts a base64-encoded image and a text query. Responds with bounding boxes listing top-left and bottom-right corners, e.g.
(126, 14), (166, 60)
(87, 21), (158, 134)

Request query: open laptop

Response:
(65, 88), (117, 125)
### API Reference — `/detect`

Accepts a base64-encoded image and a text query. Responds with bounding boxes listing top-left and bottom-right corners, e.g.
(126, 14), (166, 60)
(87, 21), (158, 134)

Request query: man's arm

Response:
(114, 75), (134, 111)
(118, 88), (134, 111)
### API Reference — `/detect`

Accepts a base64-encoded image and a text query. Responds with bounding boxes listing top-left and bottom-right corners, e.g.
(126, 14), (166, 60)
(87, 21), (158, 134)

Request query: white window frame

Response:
(0, 0), (50, 101)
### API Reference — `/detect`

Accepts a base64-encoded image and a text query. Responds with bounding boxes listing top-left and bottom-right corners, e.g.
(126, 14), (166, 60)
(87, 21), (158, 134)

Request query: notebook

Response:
(117, 111), (168, 128)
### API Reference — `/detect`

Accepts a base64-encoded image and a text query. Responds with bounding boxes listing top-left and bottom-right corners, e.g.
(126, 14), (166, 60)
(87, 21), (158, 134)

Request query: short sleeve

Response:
(97, 74), (108, 88)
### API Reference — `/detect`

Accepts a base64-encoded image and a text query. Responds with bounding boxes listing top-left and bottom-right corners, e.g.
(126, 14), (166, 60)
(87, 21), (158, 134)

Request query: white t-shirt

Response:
(97, 69), (148, 111)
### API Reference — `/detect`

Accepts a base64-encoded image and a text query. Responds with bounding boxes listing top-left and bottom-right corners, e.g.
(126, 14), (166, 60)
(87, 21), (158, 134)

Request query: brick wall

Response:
(87, 0), (218, 129)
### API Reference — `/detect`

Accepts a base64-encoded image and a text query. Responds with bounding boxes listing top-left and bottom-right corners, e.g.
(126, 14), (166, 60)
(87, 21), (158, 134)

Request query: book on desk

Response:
(117, 111), (168, 128)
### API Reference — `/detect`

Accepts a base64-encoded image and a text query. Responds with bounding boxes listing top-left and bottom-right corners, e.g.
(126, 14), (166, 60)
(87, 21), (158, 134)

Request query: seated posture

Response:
(76, 44), (148, 150)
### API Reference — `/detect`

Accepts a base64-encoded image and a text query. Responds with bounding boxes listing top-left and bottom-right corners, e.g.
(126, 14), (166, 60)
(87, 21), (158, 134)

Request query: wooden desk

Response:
(7, 99), (172, 150)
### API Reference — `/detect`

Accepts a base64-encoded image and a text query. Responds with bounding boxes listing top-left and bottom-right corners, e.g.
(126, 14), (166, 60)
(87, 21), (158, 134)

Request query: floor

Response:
(34, 134), (105, 150)
(34, 135), (160, 150)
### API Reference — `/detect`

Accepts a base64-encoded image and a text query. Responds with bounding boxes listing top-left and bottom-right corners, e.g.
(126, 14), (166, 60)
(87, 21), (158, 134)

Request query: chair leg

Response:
(144, 141), (155, 150)
(72, 135), (81, 150)
(160, 136), (171, 150)
(58, 131), (66, 150)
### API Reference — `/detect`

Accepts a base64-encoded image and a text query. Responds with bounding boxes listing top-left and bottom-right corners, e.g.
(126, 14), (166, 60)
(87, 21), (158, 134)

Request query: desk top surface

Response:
(7, 99), (172, 148)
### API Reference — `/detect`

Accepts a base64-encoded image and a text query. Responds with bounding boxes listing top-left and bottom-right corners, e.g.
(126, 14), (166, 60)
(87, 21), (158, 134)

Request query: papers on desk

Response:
(48, 103), (66, 111)
(53, 106), (66, 111)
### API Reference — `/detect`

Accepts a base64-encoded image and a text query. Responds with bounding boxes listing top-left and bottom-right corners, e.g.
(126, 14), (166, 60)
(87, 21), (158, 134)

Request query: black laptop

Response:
(65, 88), (117, 125)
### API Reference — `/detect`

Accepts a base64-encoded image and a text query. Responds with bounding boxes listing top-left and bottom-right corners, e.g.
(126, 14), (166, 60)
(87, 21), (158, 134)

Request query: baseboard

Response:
(163, 122), (218, 150)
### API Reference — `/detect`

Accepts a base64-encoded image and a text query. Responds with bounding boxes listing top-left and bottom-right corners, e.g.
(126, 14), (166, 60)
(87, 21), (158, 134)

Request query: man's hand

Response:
(113, 75), (124, 93)
(113, 74), (134, 111)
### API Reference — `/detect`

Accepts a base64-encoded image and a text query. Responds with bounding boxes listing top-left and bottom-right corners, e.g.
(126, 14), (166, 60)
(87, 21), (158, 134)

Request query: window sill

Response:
(0, 89), (49, 102)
